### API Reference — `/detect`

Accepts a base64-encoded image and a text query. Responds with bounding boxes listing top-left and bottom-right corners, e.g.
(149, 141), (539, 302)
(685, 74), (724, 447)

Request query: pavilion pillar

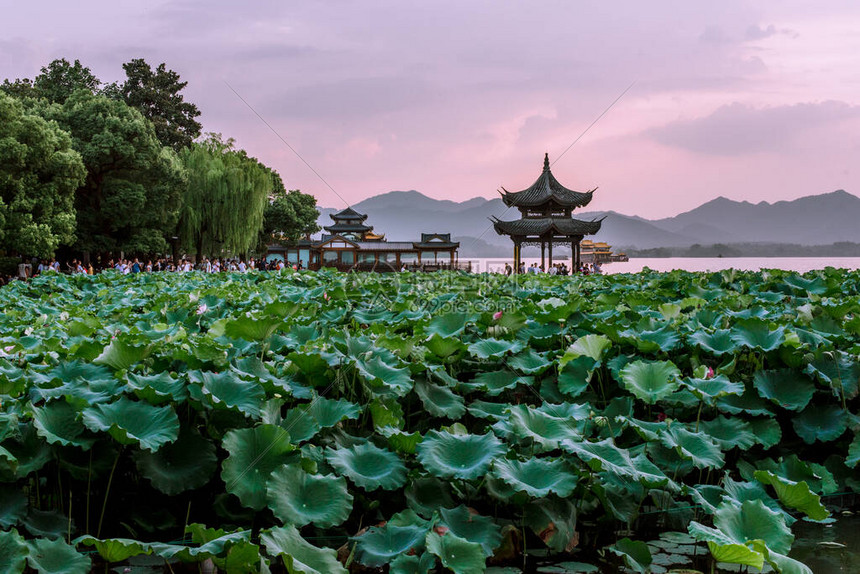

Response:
(547, 237), (553, 271)
(540, 241), (546, 270)
(514, 241), (521, 274)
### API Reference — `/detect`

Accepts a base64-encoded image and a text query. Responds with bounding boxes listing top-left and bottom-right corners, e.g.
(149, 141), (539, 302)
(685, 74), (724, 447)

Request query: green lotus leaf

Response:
(134, 427), (217, 495)
(560, 334), (611, 367)
(31, 401), (96, 450)
(261, 525), (347, 574)
(660, 426), (724, 469)
(467, 338), (524, 359)
(221, 425), (297, 510)
(355, 356), (413, 397)
(717, 391), (775, 417)
(126, 371), (188, 404)
(504, 405), (581, 451)
(93, 338), (152, 371)
(762, 547), (814, 574)
(681, 374), (744, 403)
(425, 531), (486, 574)
(81, 397), (180, 452)
(438, 506), (502, 557)
(425, 334), (467, 358)
(0, 528), (27, 574)
(689, 329), (737, 355)
(389, 553), (436, 574)
(754, 369), (816, 411)
(805, 351), (860, 401)
(465, 371), (533, 396)
(267, 464), (352, 527)
(25, 537), (91, 574)
(425, 313), (470, 338)
(730, 318), (785, 351)
(212, 541), (263, 573)
(715, 499), (793, 554)
(621, 324), (680, 354)
(368, 397), (404, 430)
(280, 408), (321, 443)
(74, 536), (151, 562)
(507, 349), (552, 374)
(192, 370), (265, 418)
(405, 477), (456, 517)
(523, 497), (579, 553)
(754, 470), (828, 521)
(688, 521), (764, 569)
(417, 431), (505, 480)
(619, 360), (681, 404)
(748, 417), (782, 449)
(699, 416), (757, 450)
(353, 523), (428, 567)
(608, 538), (652, 573)
(326, 442), (406, 491)
(23, 508), (69, 540)
(848, 433), (860, 468)
(0, 488), (26, 529)
(33, 376), (126, 409)
(793, 405), (848, 444)
(380, 427), (424, 454)
(562, 438), (672, 488)
(224, 315), (283, 342)
(557, 356), (598, 398)
(302, 397), (361, 428)
(0, 422), (51, 481)
(148, 529), (251, 561)
(414, 379), (465, 419)
(467, 400), (509, 421)
(493, 457), (578, 498)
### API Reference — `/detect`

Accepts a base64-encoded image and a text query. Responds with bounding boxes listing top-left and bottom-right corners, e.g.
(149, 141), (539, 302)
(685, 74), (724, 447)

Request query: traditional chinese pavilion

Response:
(267, 207), (464, 271)
(492, 153), (603, 272)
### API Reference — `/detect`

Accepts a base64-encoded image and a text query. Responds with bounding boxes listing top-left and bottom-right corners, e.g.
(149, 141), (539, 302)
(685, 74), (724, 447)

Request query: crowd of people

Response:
(503, 261), (602, 276)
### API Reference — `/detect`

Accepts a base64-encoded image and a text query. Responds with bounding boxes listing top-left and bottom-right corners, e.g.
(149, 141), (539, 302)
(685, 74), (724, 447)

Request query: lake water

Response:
(462, 257), (860, 274)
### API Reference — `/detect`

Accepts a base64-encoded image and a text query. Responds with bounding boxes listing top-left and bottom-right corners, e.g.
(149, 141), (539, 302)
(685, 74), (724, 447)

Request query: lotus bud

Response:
(705, 366), (715, 379)
(197, 303), (208, 315)
(493, 310), (503, 321)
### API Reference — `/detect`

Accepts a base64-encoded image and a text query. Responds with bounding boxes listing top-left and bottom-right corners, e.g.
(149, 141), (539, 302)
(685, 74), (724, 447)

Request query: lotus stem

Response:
(97, 447), (122, 539)
(86, 449), (93, 534)
(68, 488), (72, 544)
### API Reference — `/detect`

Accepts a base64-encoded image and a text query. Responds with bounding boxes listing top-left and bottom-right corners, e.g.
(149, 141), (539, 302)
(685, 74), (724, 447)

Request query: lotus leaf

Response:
(147, 528), (251, 562)
(353, 523), (428, 567)
(389, 553), (436, 574)
(303, 397), (361, 428)
(0, 488), (26, 529)
(754, 470), (828, 521)
(74, 536), (151, 562)
(25, 537), (91, 574)
(355, 356), (413, 396)
(126, 372), (188, 404)
(793, 405), (848, 443)
(681, 374), (744, 403)
(730, 318), (785, 351)
(699, 416), (757, 450)
(425, 334), (466, 358)
(689, 329), (737, 355)
(523, 497), (579, 553)
(280, 408), (321, 443)
(414, 379), (466, 419)
(619, 360), (681, 404)
(504, 405), (580, 451)
(261, 525), (347, 574)
(754, 369), (816, 411)
(221, 425), (296, 510)
(325, 442), (407, 490)
(466, 371), (533, 396)
(492, 457), (578, 497)
(31, 401), (95, 450)
(134, 427), (217, 495)
(439, 506), (502, 556)
(266, 464), (352, 527)
(660, 426), (724, 469)
(425, 313), (470, 338)
(81, 397), (180, 451)
(0, 529), (27, 574)
(563, 438), (672, 488)
(405, 477), (456, 517)
(224, 315), (282, 342)
(417, 430), (505, 480)
(425, 531), (486, 574)
(608, 538), (652, 573)
(468, 338), (524, 359)
(194, 370), (265, 418)
(560, 334), (611, 366)
(93, 338), (151, 371)
(507, 348), (552, 374)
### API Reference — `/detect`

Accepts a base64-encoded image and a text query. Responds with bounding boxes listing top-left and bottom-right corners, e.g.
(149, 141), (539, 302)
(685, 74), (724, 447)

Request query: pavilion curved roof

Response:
(500, 153), (595, 209)
(330, 207), (368, 221)
(491, 216), (603, 237)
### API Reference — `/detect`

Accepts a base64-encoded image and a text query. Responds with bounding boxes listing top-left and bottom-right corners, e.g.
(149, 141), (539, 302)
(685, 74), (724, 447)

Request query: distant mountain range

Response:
(318, 189), (860, 257)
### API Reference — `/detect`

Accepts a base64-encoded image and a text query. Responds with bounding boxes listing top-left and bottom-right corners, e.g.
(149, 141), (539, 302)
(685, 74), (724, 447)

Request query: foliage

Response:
(107, 58), (202, 150)
(39, 91), (186, 256)
(177, 134), (272, 259)
(2, 267), (859, 571)
(0, 92), (85, 257)
(32, 58), (100, 104)
(259, 171), (321, 247)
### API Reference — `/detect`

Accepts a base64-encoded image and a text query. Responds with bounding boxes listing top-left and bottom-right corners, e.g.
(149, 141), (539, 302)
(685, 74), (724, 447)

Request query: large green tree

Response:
(33, 58), (100, 103)
(259, 172), (320, 249)
(106, 59), (202, 150)
(178, 134), (272, 259)
(41, 91), (186, 259)
(0, 92), (85, 258)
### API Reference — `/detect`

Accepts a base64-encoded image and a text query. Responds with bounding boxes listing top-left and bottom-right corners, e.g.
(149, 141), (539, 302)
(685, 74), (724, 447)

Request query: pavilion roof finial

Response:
(543, 153), (550, 171)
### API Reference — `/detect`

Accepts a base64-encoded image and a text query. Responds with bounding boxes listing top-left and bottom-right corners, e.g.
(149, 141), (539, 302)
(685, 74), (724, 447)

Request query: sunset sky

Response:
(3, 1), (859, 218)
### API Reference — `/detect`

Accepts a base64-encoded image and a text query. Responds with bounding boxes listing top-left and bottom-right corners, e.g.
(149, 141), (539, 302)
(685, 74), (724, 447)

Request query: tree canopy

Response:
(260, 172), (321, 248)
(109, 58), (202, 150)
(41, 91), (186, 257)
(178, 134), (273, 259)
(0, 92), (86, 258)
(32, 58), (100, 103)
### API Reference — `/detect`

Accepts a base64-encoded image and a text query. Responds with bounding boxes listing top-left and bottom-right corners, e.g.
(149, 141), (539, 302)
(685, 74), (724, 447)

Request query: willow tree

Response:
(178, 134), (272, 260)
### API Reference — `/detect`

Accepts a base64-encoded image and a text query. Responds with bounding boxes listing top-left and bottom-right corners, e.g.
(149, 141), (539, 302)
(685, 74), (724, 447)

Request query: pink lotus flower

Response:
(705, 366), (715, 379)
(493, 310), (503, 321)
(197, 303), (208, 315)
(323, 292), (330, 301)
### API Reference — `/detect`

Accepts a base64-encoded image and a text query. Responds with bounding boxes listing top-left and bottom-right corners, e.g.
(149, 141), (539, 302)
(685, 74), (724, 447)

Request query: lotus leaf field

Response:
(2, 268), (860, 573)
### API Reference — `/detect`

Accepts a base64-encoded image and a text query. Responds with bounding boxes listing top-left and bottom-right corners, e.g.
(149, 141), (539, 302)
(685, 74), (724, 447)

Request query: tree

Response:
(111, 59), (202, 150)
(0, 92), (85, 258)
(41, 91), (186, 259)
(0, 78), (38, 99)
(33, 58), (100, 103)
(177, 134), (272, 259)
(259, 172), (320, 249)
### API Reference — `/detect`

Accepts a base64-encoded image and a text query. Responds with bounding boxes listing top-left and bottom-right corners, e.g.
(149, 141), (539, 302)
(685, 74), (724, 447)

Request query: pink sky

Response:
(3, 1), (860, 218)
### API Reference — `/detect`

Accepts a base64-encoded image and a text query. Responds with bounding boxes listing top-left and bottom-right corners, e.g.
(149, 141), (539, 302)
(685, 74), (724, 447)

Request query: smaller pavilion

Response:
(492, 154), (603, 272)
